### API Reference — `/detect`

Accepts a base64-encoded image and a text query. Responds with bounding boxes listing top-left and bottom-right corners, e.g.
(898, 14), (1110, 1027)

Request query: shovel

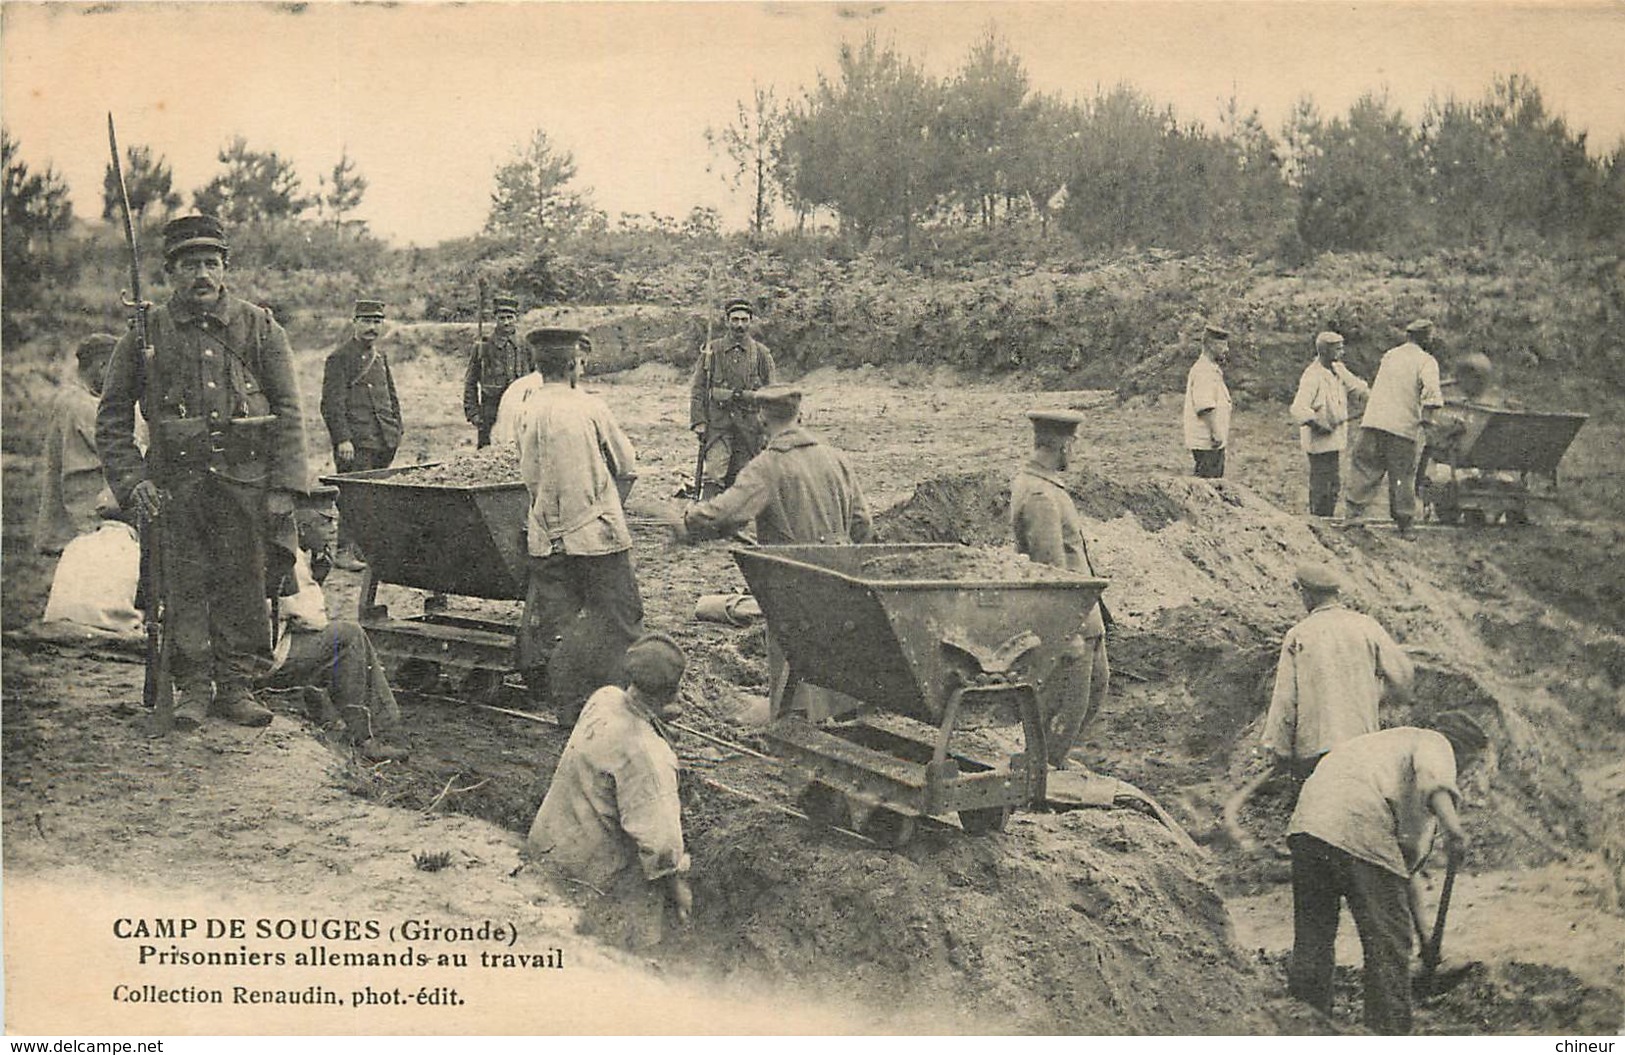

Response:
(1414, 855), (1478, 999)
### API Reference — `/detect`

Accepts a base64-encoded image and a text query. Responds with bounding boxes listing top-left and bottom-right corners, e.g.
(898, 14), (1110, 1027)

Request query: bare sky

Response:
(4, 1), (1623, 246)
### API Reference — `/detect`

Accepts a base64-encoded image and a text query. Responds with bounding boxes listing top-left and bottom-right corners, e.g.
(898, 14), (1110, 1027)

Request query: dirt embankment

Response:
(5, 359), (1620, 1035)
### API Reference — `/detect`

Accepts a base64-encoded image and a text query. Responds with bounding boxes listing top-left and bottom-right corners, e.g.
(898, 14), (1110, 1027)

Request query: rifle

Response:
(109, 113), (172, 729)
(690, 313), (713, 500)
(473, 275), (489, 444)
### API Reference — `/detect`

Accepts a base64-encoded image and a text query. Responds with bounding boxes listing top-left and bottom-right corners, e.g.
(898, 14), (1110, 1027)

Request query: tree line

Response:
(710, 30), (1624, 255)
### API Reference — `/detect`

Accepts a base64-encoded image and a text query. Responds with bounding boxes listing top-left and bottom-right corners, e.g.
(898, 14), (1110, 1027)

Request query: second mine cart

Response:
(734, 543), (1108, 845)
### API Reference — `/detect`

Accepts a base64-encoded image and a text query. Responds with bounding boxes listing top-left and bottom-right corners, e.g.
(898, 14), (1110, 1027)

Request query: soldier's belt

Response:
(154, 414), (277, 470)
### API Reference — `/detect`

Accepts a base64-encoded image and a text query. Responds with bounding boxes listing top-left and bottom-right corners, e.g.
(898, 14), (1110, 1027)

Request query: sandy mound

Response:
(673, 799), (1269, 1034)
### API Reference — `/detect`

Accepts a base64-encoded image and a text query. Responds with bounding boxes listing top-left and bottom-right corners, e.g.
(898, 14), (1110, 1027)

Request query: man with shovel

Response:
(1285, 711), (1488, 1034)
(1262, 563), (1413, 789)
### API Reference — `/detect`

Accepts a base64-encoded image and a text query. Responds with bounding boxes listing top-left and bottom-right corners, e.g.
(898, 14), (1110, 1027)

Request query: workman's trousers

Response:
(332, 445), (395, 552)
(1288, 833), (1415, 1035)
(767, 633), (863, 722)
(1344, 428), (1421, 527)
(699, 424), (765, 495)
(1040, 631), (1110, 769)
(1307, 451), (1343, 517)
(161, 474), (282, 693)
(520, 550), (645, 724)
(1191, 448), (1226, 479)
(261, 622), (402, 744)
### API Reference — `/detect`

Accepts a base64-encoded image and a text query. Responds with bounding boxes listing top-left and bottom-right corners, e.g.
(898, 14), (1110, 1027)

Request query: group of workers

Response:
(1186, 316), (1502, 538)
(38, 211), (1493, 1026)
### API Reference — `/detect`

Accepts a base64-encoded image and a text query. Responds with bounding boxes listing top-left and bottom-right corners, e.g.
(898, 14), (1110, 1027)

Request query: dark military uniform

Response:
(464, 329), (527, 448)
(97, 291), (308, 698)
(689, 335), (776, 492)
(321, 336), (401, 467)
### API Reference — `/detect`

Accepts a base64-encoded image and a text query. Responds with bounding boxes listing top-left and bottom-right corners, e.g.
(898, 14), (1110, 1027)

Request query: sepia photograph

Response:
(2, 0), (1622, 1041)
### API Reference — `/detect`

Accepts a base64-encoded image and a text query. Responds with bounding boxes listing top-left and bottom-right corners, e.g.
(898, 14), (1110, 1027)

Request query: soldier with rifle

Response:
(689, 297), (776, 498)
(463, 290), (525, 448)
(97, 207), (309, 732)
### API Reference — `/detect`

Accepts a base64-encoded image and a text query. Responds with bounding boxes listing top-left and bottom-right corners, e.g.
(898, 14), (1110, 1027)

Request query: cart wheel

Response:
(394, 658), (442, 693)
(459, 668), (506, 707)
(958, 806), (1011, 835)
(797, 783), (852, 828)
(862, 807), (919, 849)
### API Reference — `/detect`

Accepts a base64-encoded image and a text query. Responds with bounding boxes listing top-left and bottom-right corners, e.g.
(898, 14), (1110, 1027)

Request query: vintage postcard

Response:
(3, 1), (1621, 1043)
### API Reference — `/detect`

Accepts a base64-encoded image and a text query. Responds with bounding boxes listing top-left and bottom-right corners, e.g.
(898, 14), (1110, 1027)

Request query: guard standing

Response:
(321, 298), (401, 570)
(689, 297), (776, 496)
(464, 294), (525, 448)
(1010, 410), (1111, 769)
(97, 215), (309, 730)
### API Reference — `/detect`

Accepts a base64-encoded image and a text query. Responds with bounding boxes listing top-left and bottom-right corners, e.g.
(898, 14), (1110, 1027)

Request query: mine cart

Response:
(1419, 407), (1587, 526)
(322, 463), (633, 704)
(734, 543), (1108, 845)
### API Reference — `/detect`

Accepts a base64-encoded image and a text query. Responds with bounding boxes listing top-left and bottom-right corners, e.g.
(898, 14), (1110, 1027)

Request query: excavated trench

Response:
(346, 465), (1620, 1033)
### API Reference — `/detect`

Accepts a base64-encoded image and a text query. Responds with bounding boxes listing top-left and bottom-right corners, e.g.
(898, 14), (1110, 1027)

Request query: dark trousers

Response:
(520, 550), (644, 722)
(1345, 428), (1420, 526)
(262, 622), (401, 743)
(1288, 833), (1416, 1035)
(1308, 451), (1342, 517)
(1191, 448), (1226, 479)
(333, 445), (395, 551)
(162, 474), (275, 691)
(700, 423), (765, 493)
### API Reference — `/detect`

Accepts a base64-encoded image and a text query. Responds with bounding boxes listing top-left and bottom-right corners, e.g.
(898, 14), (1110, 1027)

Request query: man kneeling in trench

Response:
(1286, 710), (1489, 1034)
(527, 633), (693, 949)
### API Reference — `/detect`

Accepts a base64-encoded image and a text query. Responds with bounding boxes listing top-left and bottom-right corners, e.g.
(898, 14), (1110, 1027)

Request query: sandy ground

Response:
(4, 332), (1622, 1034)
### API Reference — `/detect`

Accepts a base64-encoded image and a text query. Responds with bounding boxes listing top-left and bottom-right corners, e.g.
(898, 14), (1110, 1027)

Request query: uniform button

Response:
(203, 349), (214, 357)
(205, 381), (217, 389)
(210, 411), (221, 421)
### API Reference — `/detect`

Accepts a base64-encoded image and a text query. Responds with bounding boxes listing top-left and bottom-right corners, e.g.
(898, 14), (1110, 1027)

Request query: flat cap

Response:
(723, 298), (755, 317)
(76, 333), (119, 362)
(162, 215), (229, 260)
(353, 299), (386, 319)
(1314, 331), (1345, 349)
(1295, 562), (1343, 593)
(1027, 409), (1086, 435)
(492, 295), (520, 314)
(526, 326), (587, 349)
(624, 632), (687, 701)
(751, 385), (803, 413)
(1406, 318), (1435, 336)
(1204, 322), (1231, 341)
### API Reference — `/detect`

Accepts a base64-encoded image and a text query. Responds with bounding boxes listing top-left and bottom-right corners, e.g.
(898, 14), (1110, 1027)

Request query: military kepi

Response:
(493, 295), (520, 313)
(162, 215), (229, 260)
(724, 298), (754, 317)
(353, 299), (386, 319)
(526, 327), (586, 370)
(1204, 322), (1230, 341)
(1406, 318), (1434, 336)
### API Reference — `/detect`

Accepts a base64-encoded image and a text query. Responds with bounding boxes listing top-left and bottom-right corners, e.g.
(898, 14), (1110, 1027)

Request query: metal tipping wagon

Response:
(734, 543), (1110, 845)
(1419, 406), (1588, 525)
(321, 462), (633, 704)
